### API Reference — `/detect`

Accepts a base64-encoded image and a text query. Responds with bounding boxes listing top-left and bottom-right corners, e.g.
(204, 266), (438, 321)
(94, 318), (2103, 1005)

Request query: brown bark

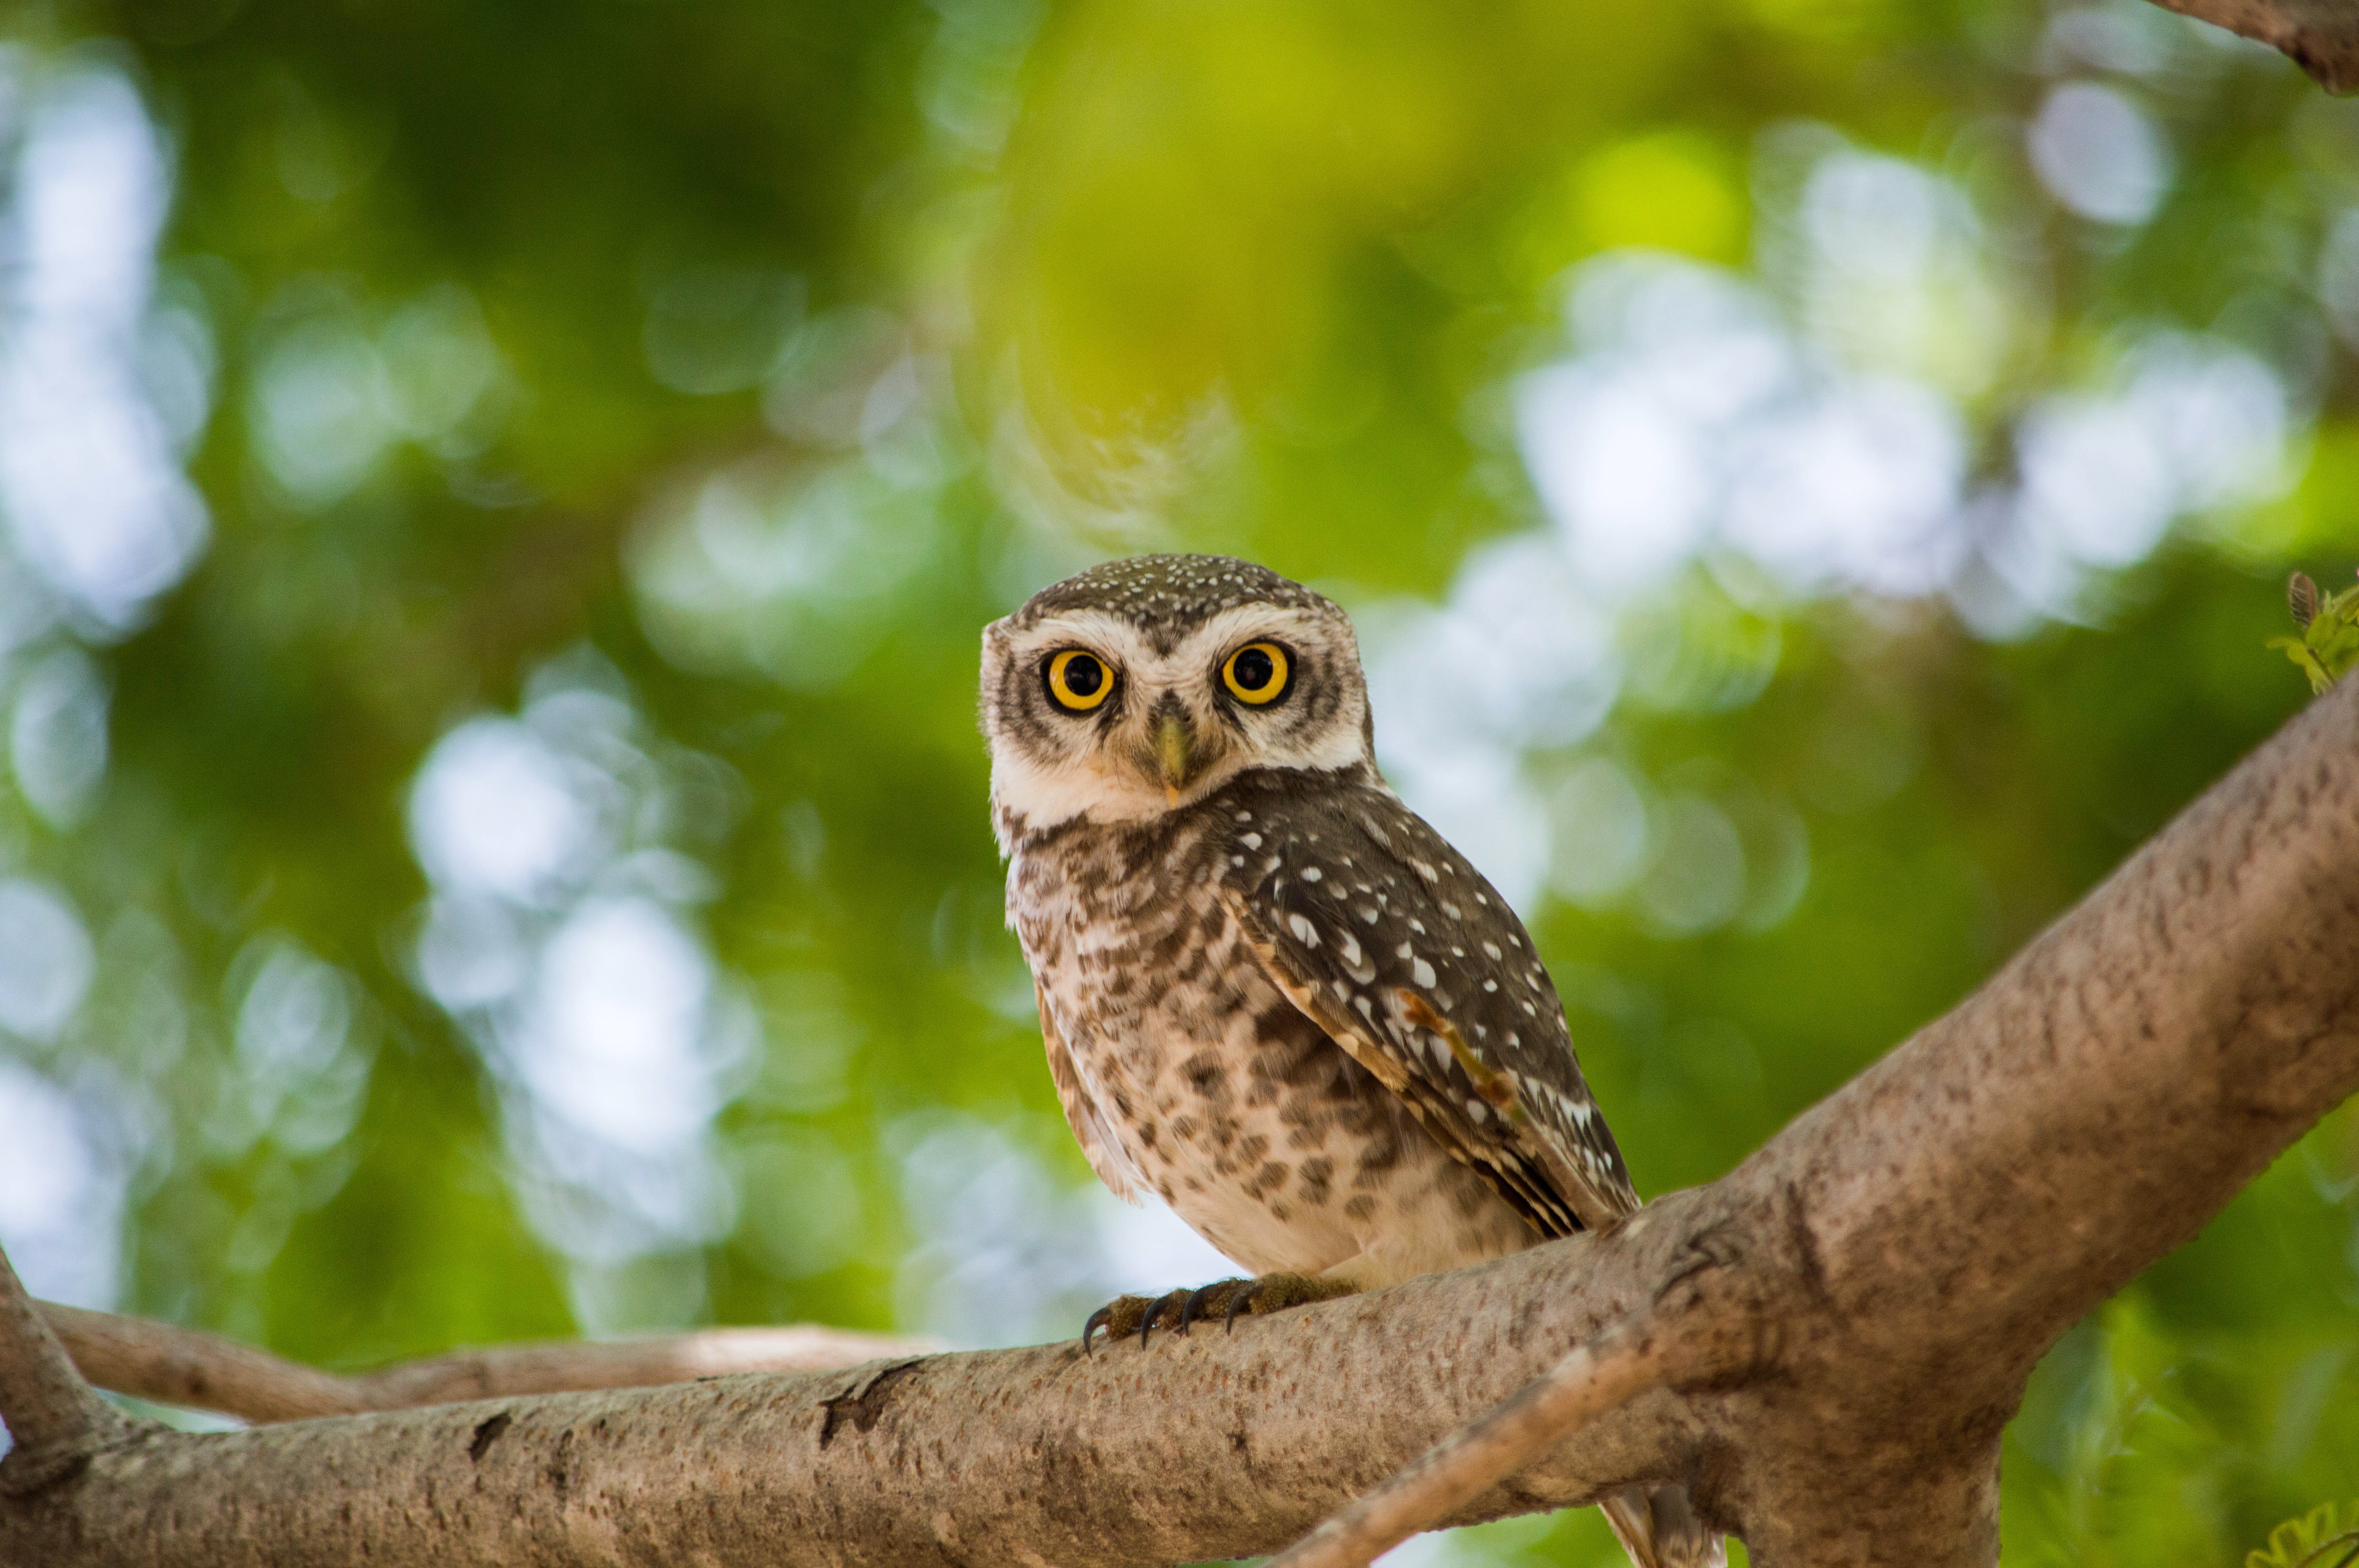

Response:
(1, 677), (2355, 1566)
(0, 1254), (131, 1497)
(1270, 1296), (1757, 1568)
(2151, 0), (2359, 92)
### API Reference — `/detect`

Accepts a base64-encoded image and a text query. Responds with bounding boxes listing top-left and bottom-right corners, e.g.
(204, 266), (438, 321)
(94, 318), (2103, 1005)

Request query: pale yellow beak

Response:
(1157, 714), (1196, 805)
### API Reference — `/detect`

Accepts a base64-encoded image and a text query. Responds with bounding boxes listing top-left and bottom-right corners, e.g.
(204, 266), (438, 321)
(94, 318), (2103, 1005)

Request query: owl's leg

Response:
(1080, 1274), (1359, 1353)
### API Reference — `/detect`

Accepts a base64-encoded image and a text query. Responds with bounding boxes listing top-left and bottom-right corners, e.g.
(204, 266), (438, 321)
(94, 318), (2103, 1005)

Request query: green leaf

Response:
(2246, 1502), (2359, 1568)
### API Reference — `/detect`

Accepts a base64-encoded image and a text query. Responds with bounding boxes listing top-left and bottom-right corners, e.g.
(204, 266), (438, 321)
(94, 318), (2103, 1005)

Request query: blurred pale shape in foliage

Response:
(378, 286), (509, 454)
(227, 938), (369, 1160)
(250, 280), (512, 506)
(0, 1058), (120, 1308)
(631, 456), (946, 688)
(2028, 82), (2174, 227)
(405, 666), (756, 1302)
(1718, 376), (1965, 598)
(0, 63), (206, 633)
(409, 719), (600, 907)
(9, 645), (108, 828)
(249, 307), (395, 506)
(1794, 147), (2010, 397)
(1546, 759), (1651, 909)
(2036, 1), (2185, 76)
(892, 1113), (1231, 1350)
(1991, 335), (2293, 626)
(1635, 795), (1750, 938)
(1364, 535), (1623, 912)
(1519, 251), (1965, 604)
(0, 878), (94, 1040)
(519, 898), (721, 1156)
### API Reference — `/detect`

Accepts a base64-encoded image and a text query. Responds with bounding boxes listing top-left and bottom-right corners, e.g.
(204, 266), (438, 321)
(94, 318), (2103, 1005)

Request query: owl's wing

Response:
(1214, 774), (1639, 1237)
(1038, 983), (1147, 1205)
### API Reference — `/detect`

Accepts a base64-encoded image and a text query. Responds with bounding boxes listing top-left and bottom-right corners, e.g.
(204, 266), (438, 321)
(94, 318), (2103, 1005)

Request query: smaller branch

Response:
(0, 1248), (132, 1493)
(2148, 0), (2359, 92)
(40, 1301), (939, 1426)
(1270, 1292), (1741, 1568)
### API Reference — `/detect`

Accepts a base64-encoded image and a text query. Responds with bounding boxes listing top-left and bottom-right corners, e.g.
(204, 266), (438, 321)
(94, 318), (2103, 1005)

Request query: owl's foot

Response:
(1080, 1273), (1357, 1354)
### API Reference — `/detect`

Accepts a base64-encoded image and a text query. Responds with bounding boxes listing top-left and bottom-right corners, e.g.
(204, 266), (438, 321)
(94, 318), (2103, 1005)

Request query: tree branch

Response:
(1269, 1287), (1754, 1568)
(0, 1251), (134, 1496)
(2148, 0), (2359, 93)
(0, 678), (2354, 1566)
(36, 1300), (940, 1425)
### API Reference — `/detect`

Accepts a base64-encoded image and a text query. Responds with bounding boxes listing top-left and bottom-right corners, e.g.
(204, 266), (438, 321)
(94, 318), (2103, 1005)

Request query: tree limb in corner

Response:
(2150, 0), (2359, 92)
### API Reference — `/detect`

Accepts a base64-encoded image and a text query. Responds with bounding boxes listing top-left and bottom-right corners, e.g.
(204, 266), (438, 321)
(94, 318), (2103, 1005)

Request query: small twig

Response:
(1270, 1299), (1732, 1568)
(39, 1300), (940, 1425)
(0, 1247), (133, 1492)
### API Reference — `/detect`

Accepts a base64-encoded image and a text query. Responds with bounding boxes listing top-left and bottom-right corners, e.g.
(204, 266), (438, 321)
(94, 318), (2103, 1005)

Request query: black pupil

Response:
(1234, 647), (1274, 691)
(1063, 655), (1103, 697)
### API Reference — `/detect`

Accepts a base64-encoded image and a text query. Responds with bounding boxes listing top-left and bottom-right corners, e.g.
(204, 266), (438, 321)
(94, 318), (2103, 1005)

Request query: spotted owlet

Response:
(981, 555), (1718, 1568)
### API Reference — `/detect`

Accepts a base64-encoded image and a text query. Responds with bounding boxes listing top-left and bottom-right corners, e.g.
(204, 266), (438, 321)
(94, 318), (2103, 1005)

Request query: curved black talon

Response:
(1082, 1304), (1115, 1356)
(1225, 1284), (1256, 1332)
(1139, 1288), (1190, 1347)
(1177, 1280), (1231, 1337)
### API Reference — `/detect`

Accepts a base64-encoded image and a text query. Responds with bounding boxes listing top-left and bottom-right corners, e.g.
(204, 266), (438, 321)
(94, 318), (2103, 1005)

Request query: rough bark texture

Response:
(39, 1302), (938, 1426)
(2, 677), (2355, 1567)
(1270, 1295), (1756, 1568)
(0, 1254), (131, 1497)
(2154, 0), (2359, 91)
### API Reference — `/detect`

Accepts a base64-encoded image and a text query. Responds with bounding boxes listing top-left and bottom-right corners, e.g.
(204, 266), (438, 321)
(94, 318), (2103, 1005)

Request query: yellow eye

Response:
(1221, 641), (1290, 705)
(1045, 648), (1115, 712)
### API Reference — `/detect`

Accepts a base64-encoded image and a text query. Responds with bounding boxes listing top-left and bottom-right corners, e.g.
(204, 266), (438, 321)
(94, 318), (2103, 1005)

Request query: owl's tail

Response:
(1598, 1484), (1723, 1568)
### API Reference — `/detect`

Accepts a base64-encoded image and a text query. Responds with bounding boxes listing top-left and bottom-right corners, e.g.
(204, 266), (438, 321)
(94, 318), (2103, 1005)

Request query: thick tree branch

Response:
(2148, 0), (2359, 92)
(1, 675), (2355, 1567)
(0, 1251), (134, 1495)
(37, 1300), (938, 1425)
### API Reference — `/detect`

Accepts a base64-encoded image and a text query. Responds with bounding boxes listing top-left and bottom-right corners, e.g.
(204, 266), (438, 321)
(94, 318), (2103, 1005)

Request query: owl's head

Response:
(981, 555), (1374, 837)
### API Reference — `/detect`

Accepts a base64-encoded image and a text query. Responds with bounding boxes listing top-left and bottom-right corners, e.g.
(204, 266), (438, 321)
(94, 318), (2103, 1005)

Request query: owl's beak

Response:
(1156, 713), (1197, 804)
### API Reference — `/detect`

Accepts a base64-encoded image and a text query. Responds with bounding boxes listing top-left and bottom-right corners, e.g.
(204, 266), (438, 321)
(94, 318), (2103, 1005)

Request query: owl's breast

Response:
(1005, 800), (1530, 1281)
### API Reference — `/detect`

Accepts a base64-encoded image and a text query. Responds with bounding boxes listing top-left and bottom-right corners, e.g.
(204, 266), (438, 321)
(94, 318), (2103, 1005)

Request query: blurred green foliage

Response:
(0, 0), (2353, 1563)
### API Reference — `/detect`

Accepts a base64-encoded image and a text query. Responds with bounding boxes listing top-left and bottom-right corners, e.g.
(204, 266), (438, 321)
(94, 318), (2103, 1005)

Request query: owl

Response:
(981, 554), (1717, 1568)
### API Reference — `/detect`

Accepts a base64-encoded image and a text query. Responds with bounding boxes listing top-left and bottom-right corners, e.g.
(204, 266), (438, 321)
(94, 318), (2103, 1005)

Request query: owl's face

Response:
(982, 555), (1375, 837)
